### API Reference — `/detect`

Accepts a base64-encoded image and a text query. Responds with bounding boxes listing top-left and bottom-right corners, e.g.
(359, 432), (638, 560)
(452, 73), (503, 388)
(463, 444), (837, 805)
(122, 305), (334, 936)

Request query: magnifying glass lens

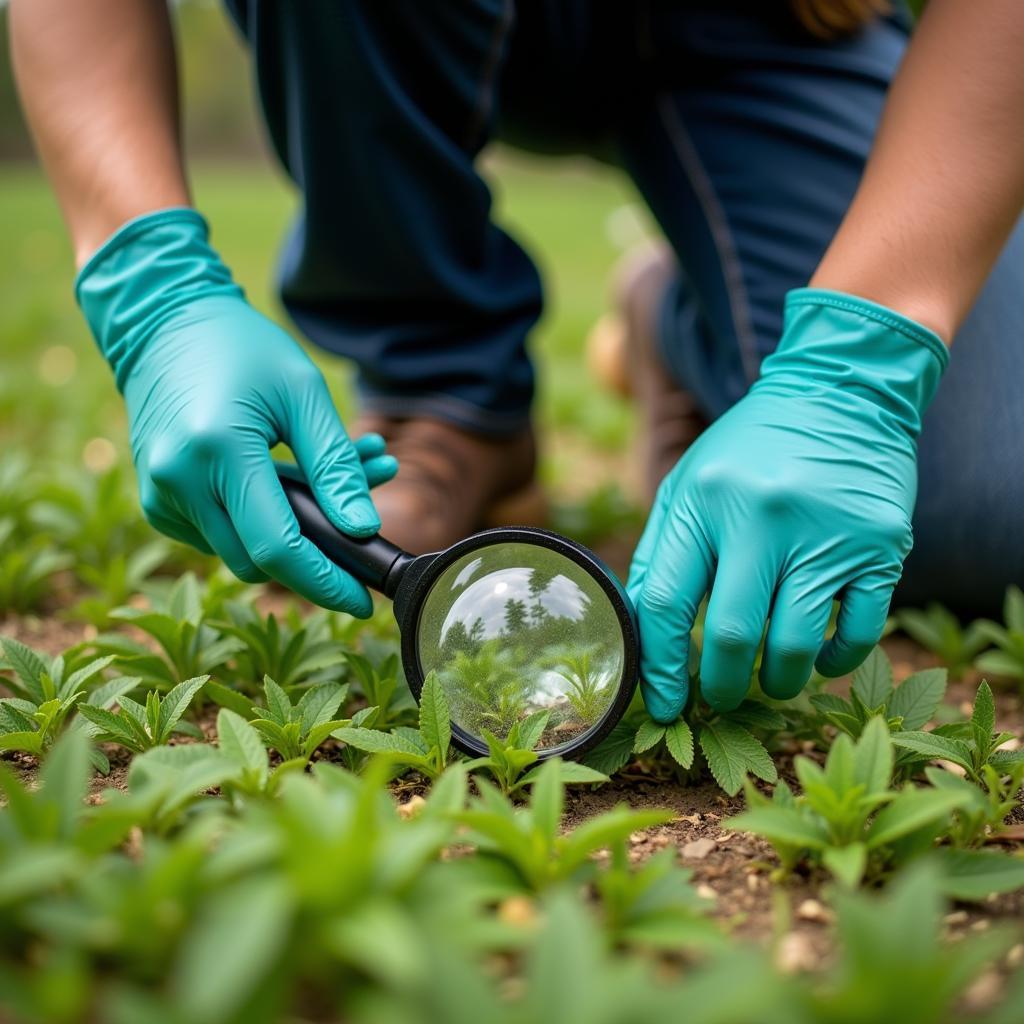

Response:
(416, 542), (626, 753)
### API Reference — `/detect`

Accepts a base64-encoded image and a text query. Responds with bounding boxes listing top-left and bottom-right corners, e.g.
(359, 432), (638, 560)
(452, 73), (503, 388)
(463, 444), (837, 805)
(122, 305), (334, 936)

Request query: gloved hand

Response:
(77, 207), (397, 616)
(627, 289), (947, 720)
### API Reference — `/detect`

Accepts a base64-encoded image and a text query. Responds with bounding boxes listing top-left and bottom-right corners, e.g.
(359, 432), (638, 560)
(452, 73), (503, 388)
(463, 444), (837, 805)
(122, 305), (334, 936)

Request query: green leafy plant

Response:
(77, 675), (208, 754)
(891, 679), (1024, 782)
(465, 709), (608, 794)
(896, 602), (990, 679)
(0, 637), (137, 768)
(973, 585), (1024, 683)
(213, 602), (345, 690)
(333, 670), (451, 780)
(344, 650), (416, 729)
(67, 538), (170, 627)
(922, 761), (1024, 848)
(249, 675), (350, 763)
(729, 716), (970, 887)
(549, 648), (614, 727)
(457, 757), (670, 891)
(91, 573), (243, 689)
(0, 520), (71, 614)
(216, 708), (308, 798)
(810, 645), (947, 741)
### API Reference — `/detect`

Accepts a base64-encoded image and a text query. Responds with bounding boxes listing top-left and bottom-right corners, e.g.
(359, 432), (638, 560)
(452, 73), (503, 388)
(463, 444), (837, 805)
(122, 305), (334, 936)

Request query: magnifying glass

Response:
(279, 474), (638, 762)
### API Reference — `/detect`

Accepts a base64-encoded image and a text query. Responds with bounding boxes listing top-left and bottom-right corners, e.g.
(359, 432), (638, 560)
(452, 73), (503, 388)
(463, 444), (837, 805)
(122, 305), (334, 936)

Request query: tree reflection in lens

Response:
(416, 544), (625, 750)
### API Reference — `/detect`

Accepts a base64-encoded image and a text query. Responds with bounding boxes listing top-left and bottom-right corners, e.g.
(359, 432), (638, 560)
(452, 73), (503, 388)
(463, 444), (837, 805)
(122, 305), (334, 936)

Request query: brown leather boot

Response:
(354, 414), (545, 554)
(587, 244), (709, 501)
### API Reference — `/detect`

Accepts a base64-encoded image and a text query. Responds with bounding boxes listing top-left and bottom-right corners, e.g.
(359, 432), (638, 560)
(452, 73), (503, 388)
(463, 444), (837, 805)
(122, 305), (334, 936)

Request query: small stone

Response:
(775, 932), (817, 973)
(1007, 944), (1024, 967)
(677, 813), (702, 826)
(397, 795), (426, 819)
(971, 919), (991, 932)
(629, 830), (647, 845)
(746, 873), (760, 893)
(944, 910), (969, 926)
(963, 971), (1002, 1011)
(696, 883), (718, 902)
(497, 896), (537, 928)
(796, 899), (832, 923)
(682, 838), (717, 860)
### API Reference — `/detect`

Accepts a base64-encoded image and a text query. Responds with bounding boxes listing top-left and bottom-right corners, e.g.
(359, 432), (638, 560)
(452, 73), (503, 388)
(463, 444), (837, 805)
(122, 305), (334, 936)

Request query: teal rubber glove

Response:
(627, 288), (948, 720)
(76, 208), (397, 616)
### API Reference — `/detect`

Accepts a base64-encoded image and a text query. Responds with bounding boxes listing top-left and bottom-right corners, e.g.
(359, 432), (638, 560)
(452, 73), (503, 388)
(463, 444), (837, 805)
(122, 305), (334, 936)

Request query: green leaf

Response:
(84, 675), (141, 710)
(852, 716), (893, 796)
(332, 727), (428, 757)
(727, 806), (829, 850)
(582, 719), (636, 777)
(528, 758), (564, 841)
(418, 672), (451, 761)
(851, 646), (893, 709)
(633, 718), (666, 753)
(263, 676), (293, 725)
(935, 848), (1024, 901)
(972, 680), (996, 759)
(866, 787), (970, 848)
(156, 675), (208, 742)
(1005, 585), (1024, 634)
(204, 680), (255, 718)
(302, 719), (350, 759)
(822, 842), (867, 888)
(76, 704), (144, 750)
(975, 651), (1024, 679)
(217, 709), (268, 783)
(725, 700), (787, 732)
(891, 731), (973, 771)
(887, 668), (947, 731)
(0, 636), (49, 703)
(699, 720), (777, 796)
(511, 710), (551, 753)
(664, 719), (695, 769)
(40, 731), (90, 840)
(296, 683), (345, 734)
(0, 731), (44, 755)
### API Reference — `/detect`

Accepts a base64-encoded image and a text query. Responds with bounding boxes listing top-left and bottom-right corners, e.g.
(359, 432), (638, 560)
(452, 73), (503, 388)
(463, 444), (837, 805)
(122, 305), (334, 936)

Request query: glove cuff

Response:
(765, 288), (949, 438)
(75, 207), (243, 392)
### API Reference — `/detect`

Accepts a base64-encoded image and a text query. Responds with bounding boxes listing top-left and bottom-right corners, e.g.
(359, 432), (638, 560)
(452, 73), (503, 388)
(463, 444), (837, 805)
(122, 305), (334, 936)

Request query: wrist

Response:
(755, 288), (948, 438)
(75, 208), (243, 390)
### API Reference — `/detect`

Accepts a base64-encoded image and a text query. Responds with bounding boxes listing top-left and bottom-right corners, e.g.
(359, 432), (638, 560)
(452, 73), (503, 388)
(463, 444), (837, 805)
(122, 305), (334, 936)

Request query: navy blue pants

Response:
(224, 0), (1024, 616)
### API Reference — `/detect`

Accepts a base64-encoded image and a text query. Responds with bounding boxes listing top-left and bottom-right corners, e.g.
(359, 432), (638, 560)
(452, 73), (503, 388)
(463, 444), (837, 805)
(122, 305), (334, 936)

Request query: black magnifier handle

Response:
(277, 471), (414, 599)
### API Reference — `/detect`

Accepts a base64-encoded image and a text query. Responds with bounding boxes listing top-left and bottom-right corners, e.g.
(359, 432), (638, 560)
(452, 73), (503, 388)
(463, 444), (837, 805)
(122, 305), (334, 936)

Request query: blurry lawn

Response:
(0, 152), (647, 492)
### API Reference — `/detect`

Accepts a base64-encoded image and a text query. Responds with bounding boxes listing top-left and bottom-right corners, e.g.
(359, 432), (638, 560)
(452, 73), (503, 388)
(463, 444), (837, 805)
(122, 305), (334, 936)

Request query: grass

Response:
(0, 154), (642, 473)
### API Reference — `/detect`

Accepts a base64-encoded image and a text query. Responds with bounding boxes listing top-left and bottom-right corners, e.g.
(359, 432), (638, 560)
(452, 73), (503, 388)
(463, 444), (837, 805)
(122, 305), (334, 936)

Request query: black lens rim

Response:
(398, 526), (639, 762)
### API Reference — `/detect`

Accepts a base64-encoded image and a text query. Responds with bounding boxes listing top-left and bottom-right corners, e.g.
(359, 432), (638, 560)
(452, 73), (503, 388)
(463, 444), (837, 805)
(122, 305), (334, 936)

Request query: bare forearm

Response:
(811, 0), (1024, 342)
(11, 0), (190, 267)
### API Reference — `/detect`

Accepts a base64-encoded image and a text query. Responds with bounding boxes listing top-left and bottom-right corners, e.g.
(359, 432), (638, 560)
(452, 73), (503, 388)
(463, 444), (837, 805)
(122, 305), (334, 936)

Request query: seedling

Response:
(549, 648), (613, 727)
(895, 603), (990, 680)
(216, 708), (308, 798)
(0, 519), (71, 613)
(92, 573), (243, 689)
(464, 710), (608, 794)
(809, 646), (947, 740)
(973, 585), (1024, 683)
(891, 679), (1024, 782)
(457, 758), (669, 891)
(213, 602), (346, 690)
(77, 675), (209, 753)
(344, 651), (416, 730)
(0, 637), (138, 769)
(67, 538), (170, 627)
(249, 675), (350, 762)
(333, 671), (451, 779)
(729, 717), (971, 886)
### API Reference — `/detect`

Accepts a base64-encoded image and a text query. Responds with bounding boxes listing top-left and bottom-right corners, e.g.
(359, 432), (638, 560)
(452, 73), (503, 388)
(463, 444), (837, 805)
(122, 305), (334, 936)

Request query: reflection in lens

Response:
(416, 543), (625, 751)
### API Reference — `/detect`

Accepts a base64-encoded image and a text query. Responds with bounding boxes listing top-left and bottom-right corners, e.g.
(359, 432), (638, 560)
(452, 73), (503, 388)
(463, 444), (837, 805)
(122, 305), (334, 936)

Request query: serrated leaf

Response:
(851, 647), (893, 709)
(887, 668), (946, 730)
(936, 848), (1024, 901)
(867, 787), (969, 848)
(727, 806), (829, 850)
(217, 709), (268, 783)
(852, 716), (893, 796)
(332, 727), (428, 757)
(263, 676), (292, 725)
(511, 710), (550, 753)
(891, 731), (973, 771)
(664, 719), (694, 769)
(418, 672), (451, 761)
(296, 683), (345, 734)
(582, 719), (636, 777)
(972, 680), (996, 759)
(633, 718), (666, 754)
(156, 675), (208, 742)
(725, 700), (787, 732)
(0, 637), (49, 703)
(822, 842), (867, 888)
(699, 720), (777, 796)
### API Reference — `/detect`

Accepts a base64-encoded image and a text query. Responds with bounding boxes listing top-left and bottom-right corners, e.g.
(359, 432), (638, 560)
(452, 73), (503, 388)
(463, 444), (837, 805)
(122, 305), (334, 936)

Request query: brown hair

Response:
(789, 0), (891, 39)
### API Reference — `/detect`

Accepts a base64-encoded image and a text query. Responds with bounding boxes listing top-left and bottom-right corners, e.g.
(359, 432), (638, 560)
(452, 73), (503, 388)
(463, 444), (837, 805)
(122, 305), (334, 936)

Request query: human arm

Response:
(11, 0), (396, 613)
(629, 0), (1024, 719)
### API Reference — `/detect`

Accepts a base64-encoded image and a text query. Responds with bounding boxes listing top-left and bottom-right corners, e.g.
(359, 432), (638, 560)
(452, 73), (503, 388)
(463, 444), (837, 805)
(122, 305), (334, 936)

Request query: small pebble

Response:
(944, 910), (969, 926)
(682, 838), (717, 860)
(695, 883), (718, 902)
(796, 899), (832, 924)
(397, 795), (426, 819)
(1006, 944), (1024, 967)
(775, 932), (817, 973)
(498, 896), (537, 928)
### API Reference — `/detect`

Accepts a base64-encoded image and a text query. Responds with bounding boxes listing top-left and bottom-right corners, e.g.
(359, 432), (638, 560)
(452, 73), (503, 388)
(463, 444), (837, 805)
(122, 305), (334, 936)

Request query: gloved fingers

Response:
(227, 456), (374, 616)
(353, 432), (400, 484)
(700, 554), (772, 711)
(286, 372), (380, 536)
(635, 515), (711, 723)
(139, 487), (215, 556)
(815, 571), (896, 678)
(759, 574), (833, 700)
(192, 501), (270, 584)
(626, 476), (673, 604)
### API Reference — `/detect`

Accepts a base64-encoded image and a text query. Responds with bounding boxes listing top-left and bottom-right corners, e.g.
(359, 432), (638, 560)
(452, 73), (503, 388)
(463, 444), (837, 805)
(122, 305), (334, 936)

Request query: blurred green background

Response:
(0, 1), (651, 525)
